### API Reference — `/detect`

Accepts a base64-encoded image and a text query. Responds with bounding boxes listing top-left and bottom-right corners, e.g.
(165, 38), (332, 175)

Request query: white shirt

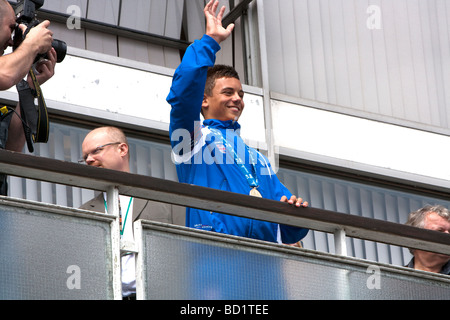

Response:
(104, 193), (136, 297)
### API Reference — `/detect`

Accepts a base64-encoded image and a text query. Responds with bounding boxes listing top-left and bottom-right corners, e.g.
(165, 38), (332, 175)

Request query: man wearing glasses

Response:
(80, 139), (126, 170)
(79, 126), (184, 299)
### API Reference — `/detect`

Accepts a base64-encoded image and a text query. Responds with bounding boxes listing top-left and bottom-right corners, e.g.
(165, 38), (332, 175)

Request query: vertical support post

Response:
(134, 221), (146, 300)
(256, 0), (277, 168)
(107, 186), (122, 300)
(334, 228), (348, 256)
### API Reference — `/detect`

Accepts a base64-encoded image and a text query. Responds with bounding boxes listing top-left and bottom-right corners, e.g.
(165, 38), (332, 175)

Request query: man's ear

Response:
(119, 143), (129, 158)
(202, 94), (209, 116)
(202, 94), (209, 107)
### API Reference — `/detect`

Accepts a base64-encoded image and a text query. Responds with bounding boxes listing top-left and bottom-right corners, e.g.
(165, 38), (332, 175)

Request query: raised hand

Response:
(204, 0), (235, 44)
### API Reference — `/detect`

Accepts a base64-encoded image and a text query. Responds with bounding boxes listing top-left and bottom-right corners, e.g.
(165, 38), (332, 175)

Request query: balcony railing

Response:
(0, 150), (449, 300)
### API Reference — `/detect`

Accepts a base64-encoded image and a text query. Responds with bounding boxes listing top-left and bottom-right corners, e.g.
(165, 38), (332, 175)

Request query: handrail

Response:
(0, 149), (449, 256)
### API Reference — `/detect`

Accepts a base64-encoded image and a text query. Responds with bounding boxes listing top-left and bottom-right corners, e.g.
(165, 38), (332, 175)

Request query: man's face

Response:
(415, 212), (450, 262)
(423, 212), (450, 234)
(81, 130), (128, 172)
(0, 4), (16, 56)
(202, 77), (245, 122)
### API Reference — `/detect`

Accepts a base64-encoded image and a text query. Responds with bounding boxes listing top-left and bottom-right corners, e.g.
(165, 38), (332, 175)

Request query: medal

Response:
(209, 128), (264, 199)
(250, 187), (262, 198)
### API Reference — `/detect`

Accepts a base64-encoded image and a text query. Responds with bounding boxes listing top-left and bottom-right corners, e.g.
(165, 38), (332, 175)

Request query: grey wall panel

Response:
(42, 0), (88, 15)
(38, 0), (247, 70)
(118, 0), (183, 67)
(87, 0), (120, 24)
(263, 0), (450, 131)
(184, 0), (206, 41)
(40, 0), (87, 49)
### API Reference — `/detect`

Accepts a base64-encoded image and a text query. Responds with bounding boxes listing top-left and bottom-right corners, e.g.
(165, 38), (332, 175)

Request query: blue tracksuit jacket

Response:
(167, 35), (308, 244)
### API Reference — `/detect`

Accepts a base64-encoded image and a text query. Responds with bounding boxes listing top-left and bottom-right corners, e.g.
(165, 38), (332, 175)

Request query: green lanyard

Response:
(104, 196), (133, 236)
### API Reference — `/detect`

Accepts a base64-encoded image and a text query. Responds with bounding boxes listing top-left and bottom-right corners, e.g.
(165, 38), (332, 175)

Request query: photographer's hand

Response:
(19, 20), (53, 55)
(0, 21), (53, 90)
(28, 48), (57, 87)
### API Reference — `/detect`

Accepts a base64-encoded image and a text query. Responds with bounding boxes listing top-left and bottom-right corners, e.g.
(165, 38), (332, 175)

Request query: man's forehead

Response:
(425, 212), (449, 225)
(2, 4), (16, 23)
(83, 131), (108, 147)
(214, 77), (242, 89)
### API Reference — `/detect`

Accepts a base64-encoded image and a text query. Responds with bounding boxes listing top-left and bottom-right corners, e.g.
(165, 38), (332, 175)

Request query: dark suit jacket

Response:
(80, 193), (185, 226)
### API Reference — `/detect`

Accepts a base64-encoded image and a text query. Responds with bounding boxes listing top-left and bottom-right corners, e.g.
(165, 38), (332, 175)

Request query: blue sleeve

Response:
(255, 151), (310, 243)
(280, 225), (309, 244)
(269, 165), (310, 243)
(277, 181), (310, 243)
(167, 35), (221, 145)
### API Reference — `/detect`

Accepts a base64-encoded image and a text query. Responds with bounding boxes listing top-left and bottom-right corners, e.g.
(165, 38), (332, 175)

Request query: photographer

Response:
(0, 0), (56, 194)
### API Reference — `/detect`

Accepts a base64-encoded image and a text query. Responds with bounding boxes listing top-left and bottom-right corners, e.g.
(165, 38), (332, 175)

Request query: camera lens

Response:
(51, 40), (67, 63)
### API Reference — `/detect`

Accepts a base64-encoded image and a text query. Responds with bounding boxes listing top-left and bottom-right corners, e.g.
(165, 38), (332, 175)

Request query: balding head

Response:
(81, 127), (130, 172)
(0, 0), (13, 19)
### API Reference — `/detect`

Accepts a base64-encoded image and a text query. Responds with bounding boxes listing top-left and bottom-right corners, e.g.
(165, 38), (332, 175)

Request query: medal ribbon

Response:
(104, 196), (133, 237)
(209, 128), (259, 189)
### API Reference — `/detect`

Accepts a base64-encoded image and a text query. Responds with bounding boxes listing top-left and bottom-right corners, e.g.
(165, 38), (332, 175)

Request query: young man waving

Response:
(167, 1), (309, 244)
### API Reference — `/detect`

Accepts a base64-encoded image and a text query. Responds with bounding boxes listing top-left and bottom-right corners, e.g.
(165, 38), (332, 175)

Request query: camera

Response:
(13, 0), (67, 63)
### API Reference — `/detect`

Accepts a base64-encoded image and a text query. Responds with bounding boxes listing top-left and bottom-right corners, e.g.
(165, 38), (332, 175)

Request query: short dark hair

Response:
(204, 65), (240, 97)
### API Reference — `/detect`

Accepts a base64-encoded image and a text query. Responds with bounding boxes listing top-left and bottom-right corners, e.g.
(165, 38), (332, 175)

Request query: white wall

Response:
(2, 47), (448, 192)
(3, 48), (266, 146)
(272, 99), (450, 189)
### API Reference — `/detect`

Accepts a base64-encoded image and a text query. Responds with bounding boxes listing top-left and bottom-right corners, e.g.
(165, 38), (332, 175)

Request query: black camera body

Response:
(13, 0), (67, 63)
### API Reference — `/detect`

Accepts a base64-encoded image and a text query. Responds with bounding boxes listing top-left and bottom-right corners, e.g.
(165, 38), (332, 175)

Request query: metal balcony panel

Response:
(0, 198), (117, 300)
(136, 221), (450, 300)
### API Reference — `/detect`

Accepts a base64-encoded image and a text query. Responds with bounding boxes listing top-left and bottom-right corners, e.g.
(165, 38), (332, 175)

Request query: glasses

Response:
(79, 142), (121, 164)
